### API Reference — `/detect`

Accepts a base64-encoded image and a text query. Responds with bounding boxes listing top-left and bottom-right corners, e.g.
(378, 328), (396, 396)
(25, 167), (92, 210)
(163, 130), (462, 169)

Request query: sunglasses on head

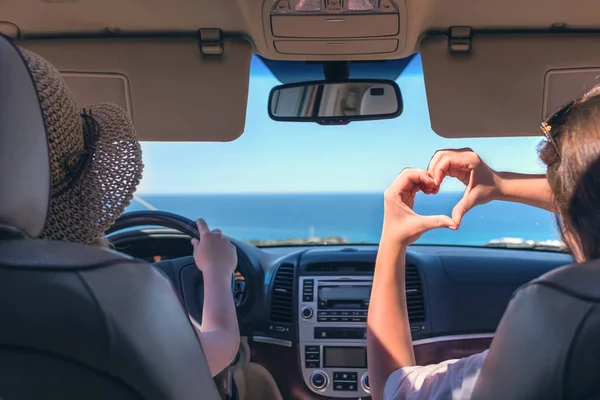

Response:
(540, 99), (577, 161)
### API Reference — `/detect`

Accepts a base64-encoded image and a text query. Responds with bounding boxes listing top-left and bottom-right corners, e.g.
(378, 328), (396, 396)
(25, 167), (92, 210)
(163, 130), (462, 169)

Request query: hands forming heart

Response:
(382, 148), (501, 246)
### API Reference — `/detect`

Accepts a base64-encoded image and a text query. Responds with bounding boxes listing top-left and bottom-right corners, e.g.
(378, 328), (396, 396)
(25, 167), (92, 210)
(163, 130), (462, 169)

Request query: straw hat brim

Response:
(41, 102), (143, 244)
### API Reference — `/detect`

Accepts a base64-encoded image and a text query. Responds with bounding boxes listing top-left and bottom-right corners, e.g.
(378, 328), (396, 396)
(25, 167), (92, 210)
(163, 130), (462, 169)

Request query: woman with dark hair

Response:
(367, 85), (600, 400)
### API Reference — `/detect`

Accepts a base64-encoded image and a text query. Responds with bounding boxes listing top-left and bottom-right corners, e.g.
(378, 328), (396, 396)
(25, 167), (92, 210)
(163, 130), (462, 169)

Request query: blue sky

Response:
(136, 55), (545, 194)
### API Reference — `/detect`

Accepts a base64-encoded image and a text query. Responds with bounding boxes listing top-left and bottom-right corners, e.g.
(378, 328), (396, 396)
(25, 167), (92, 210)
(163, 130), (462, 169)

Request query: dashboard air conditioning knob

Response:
(361, 372), (370, 392)
(310, 371), (328, 391)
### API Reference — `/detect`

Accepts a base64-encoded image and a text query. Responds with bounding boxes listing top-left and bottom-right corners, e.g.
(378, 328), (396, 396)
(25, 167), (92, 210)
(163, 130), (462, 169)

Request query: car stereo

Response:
(298, 276), (372, 398)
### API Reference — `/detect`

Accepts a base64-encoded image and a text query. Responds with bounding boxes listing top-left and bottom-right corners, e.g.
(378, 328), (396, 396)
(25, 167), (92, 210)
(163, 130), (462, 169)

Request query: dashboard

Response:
(108, 228), (573, 400)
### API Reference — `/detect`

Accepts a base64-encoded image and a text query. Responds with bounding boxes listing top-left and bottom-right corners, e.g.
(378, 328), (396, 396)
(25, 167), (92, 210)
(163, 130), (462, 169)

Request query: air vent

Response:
(406, 264), (425, 323)
(270, 263), (295, 323)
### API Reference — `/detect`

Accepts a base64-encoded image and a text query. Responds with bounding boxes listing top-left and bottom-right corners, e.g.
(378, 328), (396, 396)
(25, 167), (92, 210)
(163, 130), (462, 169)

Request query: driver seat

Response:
(0, 36), (219, 400)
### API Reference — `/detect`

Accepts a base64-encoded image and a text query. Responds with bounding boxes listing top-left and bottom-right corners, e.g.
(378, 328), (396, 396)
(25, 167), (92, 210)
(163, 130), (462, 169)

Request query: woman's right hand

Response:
(427, 148), (502, 226)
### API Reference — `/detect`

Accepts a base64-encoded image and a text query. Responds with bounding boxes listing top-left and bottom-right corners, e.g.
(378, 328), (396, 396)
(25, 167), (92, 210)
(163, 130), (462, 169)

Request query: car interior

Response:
(3, 0), (600, 399)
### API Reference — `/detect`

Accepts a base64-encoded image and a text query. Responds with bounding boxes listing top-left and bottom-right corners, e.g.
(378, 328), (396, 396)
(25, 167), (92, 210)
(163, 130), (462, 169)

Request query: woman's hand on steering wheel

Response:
(191, 219), (237, 278)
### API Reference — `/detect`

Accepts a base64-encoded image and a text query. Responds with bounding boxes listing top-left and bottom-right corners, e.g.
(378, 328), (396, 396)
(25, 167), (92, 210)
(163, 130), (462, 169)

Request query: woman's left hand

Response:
(191, 218), (237, 277)
(382, 168), (457, 246)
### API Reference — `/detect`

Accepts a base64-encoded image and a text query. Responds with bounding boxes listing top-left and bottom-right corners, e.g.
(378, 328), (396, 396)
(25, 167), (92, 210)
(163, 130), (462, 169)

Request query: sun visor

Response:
(18, 38), (251, 142)
(421, 33), (600, 138)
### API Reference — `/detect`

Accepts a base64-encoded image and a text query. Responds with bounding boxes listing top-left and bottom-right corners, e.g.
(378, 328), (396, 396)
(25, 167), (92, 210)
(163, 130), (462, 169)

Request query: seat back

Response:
(471, 259), (600, 400)
(0, 241), (220, 400)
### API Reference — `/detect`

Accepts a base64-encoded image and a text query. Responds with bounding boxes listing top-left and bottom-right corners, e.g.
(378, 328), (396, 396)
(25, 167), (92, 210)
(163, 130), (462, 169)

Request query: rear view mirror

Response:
(268, 79), (402, 125)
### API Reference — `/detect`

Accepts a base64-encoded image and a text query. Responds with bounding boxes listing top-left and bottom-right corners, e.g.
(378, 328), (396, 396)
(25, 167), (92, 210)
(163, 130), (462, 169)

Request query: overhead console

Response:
(263, 0), (407, 60)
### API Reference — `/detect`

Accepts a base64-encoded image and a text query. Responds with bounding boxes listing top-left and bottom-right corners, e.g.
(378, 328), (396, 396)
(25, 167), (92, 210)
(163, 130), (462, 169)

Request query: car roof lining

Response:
(5, 0), (600, 60)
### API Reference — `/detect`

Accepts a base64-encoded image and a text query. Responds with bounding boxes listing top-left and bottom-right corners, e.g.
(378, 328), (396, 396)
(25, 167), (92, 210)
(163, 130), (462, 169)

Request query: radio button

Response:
(314, 328), (332, 339)
(310, 371), (328, 391)
(301, 307), (314, 319)
(333, 382), (357, 391)
(317, 317), (328, 322)
(333, 372), (357, 380)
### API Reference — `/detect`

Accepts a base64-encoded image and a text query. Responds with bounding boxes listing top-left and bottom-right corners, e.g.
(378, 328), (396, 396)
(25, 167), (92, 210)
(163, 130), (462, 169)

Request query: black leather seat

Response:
(0, 35), (219, 399)
(471, 259), (600, 400)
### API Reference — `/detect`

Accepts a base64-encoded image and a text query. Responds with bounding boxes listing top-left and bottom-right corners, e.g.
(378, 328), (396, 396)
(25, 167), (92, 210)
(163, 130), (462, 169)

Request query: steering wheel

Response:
(106, 211), (239, 399)
(106, 209), (237, 288)
(106, 210), (201, 238)
(106, 209), (237, 299)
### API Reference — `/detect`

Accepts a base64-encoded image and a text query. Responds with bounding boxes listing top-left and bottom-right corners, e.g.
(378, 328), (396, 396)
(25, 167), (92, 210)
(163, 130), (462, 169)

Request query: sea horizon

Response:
(126, 192), (560, 246)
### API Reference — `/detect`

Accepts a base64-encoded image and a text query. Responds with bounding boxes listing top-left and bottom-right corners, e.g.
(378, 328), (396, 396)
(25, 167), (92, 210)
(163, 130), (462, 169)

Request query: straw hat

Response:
(19, 47), (143, 244)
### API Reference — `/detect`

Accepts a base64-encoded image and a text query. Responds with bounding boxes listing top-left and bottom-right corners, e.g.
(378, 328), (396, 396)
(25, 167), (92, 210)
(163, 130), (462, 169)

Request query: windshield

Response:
(126, 55), (559, 247)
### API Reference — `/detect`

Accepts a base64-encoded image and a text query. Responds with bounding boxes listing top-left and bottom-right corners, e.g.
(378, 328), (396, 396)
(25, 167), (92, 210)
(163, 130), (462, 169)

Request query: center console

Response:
(299, 276), (372, 398)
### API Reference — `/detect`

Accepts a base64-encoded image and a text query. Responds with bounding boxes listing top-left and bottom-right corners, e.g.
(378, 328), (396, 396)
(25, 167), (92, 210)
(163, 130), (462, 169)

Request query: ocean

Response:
(125, 193), (559, 246)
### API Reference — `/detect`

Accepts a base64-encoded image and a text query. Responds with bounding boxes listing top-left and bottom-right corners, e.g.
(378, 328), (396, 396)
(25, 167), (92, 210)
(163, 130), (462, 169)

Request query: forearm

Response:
(495, 172), (555, 212)
(194, 270), (240, 376)
(367, 237), (415, 400)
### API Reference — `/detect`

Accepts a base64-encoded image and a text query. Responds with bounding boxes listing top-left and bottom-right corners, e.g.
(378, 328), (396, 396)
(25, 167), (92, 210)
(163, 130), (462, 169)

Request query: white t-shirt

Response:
(384, 350), (488, 400)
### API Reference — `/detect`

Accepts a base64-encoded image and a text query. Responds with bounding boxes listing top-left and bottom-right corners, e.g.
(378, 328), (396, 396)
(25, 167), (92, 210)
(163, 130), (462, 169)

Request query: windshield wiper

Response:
(133, 194), (159, 211)
(484, 238), (568, 253)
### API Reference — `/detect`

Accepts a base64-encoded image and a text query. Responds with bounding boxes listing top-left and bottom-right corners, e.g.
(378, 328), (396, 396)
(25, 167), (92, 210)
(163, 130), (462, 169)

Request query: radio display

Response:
(318, 286), (371, 301)
(323, 346), (367, 368)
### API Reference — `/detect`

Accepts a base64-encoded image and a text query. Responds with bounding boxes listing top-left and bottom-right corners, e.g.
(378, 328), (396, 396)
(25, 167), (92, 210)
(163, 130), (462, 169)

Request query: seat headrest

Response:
(0, 35), (50, 239)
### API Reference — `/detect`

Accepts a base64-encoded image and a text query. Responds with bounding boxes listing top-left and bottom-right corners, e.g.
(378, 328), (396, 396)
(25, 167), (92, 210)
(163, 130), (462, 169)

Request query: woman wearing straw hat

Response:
(19, 47), (240, 377)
